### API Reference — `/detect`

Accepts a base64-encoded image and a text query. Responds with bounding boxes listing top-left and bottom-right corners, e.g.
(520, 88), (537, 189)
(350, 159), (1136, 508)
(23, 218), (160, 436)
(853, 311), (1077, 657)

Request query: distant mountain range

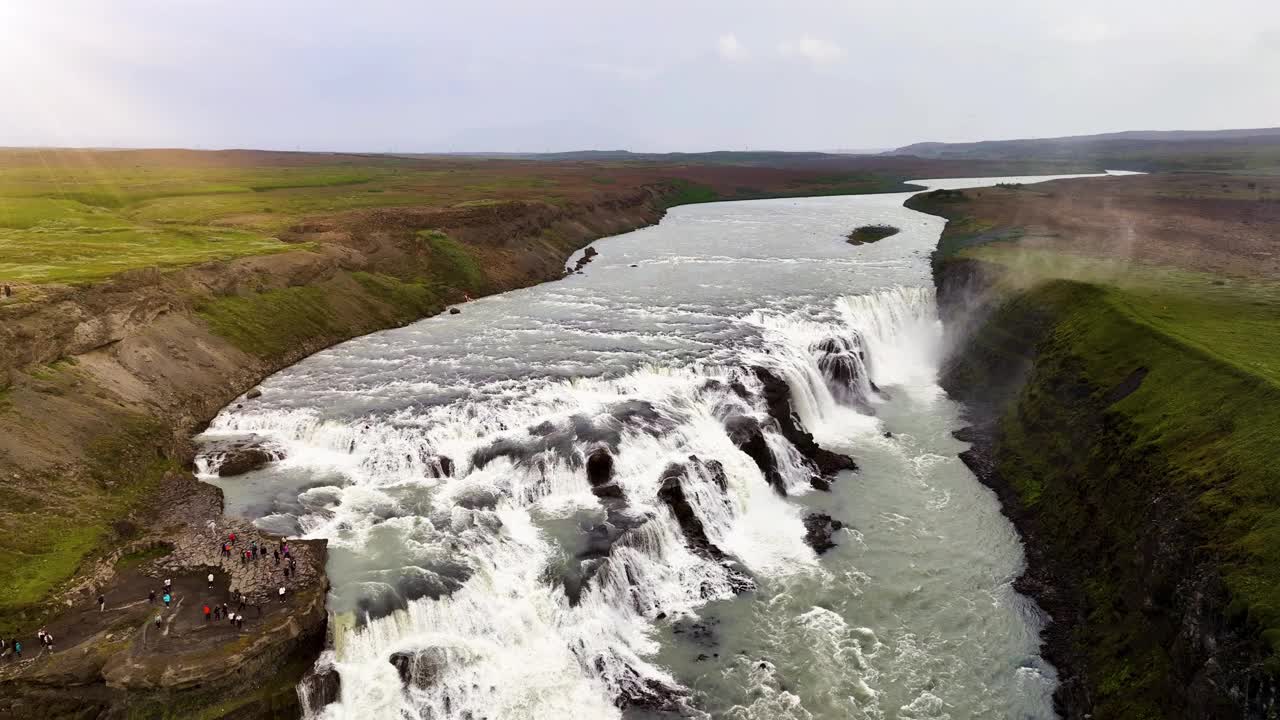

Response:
(886, 127), (1280, 167)
(401, 127), (1280, 174)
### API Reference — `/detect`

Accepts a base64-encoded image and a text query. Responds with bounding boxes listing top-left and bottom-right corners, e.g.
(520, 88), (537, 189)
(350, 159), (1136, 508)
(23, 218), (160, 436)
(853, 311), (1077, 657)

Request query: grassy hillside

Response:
(913, 175), (1280, 717)
(890, 127), (1280, 174)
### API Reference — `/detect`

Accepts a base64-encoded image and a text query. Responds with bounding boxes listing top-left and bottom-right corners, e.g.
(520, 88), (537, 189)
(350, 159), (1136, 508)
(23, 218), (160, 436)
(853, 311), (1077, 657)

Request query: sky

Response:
(2, 0), (1278, 153)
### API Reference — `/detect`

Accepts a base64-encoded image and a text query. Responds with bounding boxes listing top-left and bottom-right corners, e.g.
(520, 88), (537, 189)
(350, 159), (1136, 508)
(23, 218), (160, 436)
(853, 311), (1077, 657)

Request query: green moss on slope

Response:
(197, 286), (342, 358)
(417, 230), (491, 294)
(0, 418), (176, 636)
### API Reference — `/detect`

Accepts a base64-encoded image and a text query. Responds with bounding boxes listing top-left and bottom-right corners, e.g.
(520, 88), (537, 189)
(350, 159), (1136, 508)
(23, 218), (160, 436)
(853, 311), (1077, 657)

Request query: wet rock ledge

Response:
(0, 474), (329, 719)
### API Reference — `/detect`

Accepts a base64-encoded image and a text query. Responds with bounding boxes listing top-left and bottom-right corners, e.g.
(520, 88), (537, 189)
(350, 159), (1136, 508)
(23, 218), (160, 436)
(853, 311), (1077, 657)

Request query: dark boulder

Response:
(812, 336), (861, 385)
(752, 367), (858, 485)
(586, 448), (628, 504)
(803, 513), (845, 554)
(245, 388), (263, 400)
(449, 307), (461, 314)
(299, 663), (341, 711)
(419, 453), (454, 478)
(560, 510), (651, 605)
(572, 246), (600, 272)
(390, 646), (462, 688)
(455, 486), (499, 510)
(602, 660), (689, 713)
(657, 462), (720, 557)
(218, 446), (278, 477)
(812, 335), (875, 411)
(592, 482), (626, 501)
(724, 414), (785, 495)
(656, 460), (754, 595)
(586, 448), (614, 486)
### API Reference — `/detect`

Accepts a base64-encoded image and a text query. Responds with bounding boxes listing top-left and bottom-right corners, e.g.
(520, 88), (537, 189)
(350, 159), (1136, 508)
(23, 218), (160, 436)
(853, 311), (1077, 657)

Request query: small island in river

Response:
(846, 224), (900, 245)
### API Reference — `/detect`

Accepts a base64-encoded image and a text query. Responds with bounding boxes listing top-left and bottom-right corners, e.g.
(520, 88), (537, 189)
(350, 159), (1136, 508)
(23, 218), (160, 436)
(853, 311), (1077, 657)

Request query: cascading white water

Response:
(199, 175), (1099, 719)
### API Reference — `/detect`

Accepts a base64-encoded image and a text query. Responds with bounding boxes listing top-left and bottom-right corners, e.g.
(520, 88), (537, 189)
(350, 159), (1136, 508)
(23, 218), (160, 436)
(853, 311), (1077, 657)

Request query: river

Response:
(197, 174), (1102, 720)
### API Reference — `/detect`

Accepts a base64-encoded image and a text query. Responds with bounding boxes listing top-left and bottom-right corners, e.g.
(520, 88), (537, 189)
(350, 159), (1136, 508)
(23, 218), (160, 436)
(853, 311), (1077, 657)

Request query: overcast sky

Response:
(3, 1), (1278, 152)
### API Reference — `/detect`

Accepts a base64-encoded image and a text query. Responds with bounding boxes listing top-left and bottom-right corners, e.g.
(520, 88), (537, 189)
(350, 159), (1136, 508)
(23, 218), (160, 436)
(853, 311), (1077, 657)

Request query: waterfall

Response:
(198, 287), (945, 719)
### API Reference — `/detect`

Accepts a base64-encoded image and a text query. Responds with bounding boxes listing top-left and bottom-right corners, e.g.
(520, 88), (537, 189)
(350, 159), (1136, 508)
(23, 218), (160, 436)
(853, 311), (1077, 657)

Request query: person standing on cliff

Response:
(163, 592), (171, 608)
(163, 578), (172, 594)
(203, 604), (211, 622)
(273, 548), (280, 564)
(2, 285), (10, 298)
(207, 572), (214, 589)
(98, 594), (105, 612)
(149, 589), (156, 604)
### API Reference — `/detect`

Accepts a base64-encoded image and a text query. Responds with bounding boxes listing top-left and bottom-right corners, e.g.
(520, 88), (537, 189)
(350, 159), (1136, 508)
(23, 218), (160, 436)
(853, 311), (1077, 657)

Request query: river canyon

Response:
(196, 175), (1104, 720)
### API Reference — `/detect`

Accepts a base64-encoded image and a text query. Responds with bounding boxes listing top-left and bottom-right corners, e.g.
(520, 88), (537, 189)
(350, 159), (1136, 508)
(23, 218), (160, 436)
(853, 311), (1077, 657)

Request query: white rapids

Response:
(198, 174), (1108, 719)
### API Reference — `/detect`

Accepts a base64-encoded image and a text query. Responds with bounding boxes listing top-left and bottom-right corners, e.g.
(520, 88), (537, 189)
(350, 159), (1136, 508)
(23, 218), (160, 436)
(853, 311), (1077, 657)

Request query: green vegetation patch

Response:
(197, 286), (342, 358)
(351, 271), (446, 321)
(660, 179), (720, 208)
(0, 418), (177, 636)
(0, 220), (295, 285)
(417, 230), (490, 294)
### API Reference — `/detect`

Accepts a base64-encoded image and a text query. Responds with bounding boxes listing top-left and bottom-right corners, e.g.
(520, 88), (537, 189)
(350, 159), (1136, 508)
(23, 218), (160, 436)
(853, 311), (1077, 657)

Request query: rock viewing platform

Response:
(0, 473), (328, 719)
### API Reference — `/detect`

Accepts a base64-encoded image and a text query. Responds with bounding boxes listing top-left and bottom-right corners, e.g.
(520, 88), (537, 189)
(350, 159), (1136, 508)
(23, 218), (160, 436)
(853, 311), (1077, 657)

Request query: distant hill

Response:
(408, 149), (849, 166)
(887, 127), (1280, 172)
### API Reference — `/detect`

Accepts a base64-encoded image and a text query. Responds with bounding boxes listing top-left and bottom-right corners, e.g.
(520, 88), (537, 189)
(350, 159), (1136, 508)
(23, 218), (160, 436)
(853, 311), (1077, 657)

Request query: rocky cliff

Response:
(0, 188), (667, 719)
(919, 181), (1280, 719)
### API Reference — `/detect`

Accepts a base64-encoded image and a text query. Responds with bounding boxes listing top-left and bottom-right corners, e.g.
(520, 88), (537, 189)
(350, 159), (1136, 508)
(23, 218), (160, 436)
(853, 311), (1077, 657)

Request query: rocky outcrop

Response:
(569, 245), (599, 273)
(217, 445), (277, 477)
(724, 414), (785, 494)
(0, 479), (330, 719)
(802, 513), (845, 554)
(390, 646), (470, 689)
(655, 459), (753, 594)
(583, 447), (625, 502)
(656, 459), (723, 559)
(933, 256), (1278, 720)
(750, 367), (858, 487)
(811, 335), (873, 410)
(299, 662), (341, 714)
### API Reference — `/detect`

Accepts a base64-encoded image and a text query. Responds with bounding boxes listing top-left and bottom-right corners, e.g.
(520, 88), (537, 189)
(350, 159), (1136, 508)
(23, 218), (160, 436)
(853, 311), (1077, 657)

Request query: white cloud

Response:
(1058, 17), (1110, 45)
(717, 33), (747, 61)
(778, 35), (846, 65)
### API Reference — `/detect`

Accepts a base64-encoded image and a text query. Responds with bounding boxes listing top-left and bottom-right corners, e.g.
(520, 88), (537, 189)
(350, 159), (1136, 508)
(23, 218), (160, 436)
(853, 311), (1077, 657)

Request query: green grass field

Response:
(0, 156), (578, 285)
